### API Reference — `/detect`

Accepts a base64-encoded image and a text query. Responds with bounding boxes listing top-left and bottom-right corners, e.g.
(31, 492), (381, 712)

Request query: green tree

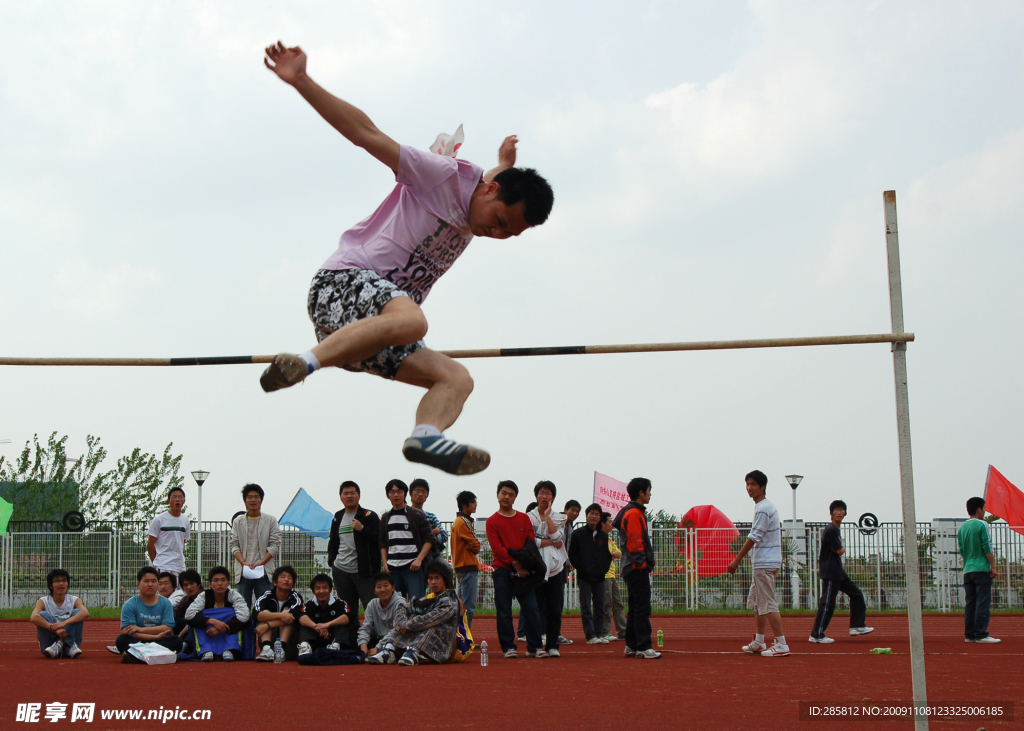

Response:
(0, 432), (183, 524)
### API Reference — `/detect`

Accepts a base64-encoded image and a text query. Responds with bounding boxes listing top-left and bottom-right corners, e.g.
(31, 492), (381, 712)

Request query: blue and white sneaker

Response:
(398, 649), (420, 666)
(402, 435), (490, 476)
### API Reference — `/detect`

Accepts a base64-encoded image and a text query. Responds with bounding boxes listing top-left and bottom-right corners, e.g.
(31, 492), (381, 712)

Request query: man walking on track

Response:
(259, 41), (554, 476)
(809, 500), (874, 643)
(613, 478), (661, 659)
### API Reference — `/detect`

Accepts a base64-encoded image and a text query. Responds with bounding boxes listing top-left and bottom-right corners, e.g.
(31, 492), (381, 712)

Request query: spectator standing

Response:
(958, 497), (1000, 644)
(184, 566), (250, 662)
(410, 478), (449, 562)
(357, 573), (408, 658)
(569, 503), (612, 644)
(30, 569), (89, 659)
(809, 500), (874, 643)
(327, 480), (381, 627)
(451, 490), (481, 626)
(229, 484), (282, 607)
(727, 470), (789, 657)
(612, 478), (661, 659)
(147, 487), (189, 579)
(109, 566), (183, 660)
(602, 512), (627, 641)
(296, 574), (351, 655)
(379, 479), (435, 600)
(528, 480), (569, 656)
(558, 499), (582, 646)
(486, 480), (544, 658)
(253, 566), (304, 661)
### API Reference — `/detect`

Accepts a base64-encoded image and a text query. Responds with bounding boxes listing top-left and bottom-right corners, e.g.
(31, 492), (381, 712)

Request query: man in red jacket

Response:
(485, 480), (544, 659)
(612, 478), (660, 659)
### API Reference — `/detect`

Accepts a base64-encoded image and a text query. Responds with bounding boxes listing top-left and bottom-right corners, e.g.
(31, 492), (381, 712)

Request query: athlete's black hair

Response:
(137, 566), (159, 582)
(178, 569), (202, 588)
(157, 571), (177, 590)
(167, 486), (186, 498)
(207, 566), (231, 583)
(457, 491), (477, 511)
(525, 502), (538, 513)
(829, 500), (847, 514)
(493, 167), (554, 226)
(310, 573), (333, 591)
(385, 479), (409, 498)
(966, 497), (986, 516)
(339, 480), (360, 495)
(497, 480), (519, 497)
(242, 483), (265, 501)
(745, 470), (768, 489)
(272, 565), (298, 584)
(534, 480), (557, 499)
(424, 560), (454, 590)
(46, 569), (71, 595)
(585, 502), (602, 517)
(372, 572), (395, 587)
(564, 499), (582, 512)
(410, 478), (430, 494)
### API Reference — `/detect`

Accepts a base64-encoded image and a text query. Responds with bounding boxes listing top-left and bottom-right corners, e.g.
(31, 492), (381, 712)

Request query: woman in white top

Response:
(30, 569), (89, 659)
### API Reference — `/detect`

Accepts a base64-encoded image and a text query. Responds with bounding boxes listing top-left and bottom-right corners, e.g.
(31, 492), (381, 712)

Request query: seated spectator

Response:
(173, 569), (204, 639)
(357, 573), (407, 658)
(296, 573), (351, 656)
(367, 562), (462, 666)
(253, 565), (303, 662)
(30, 569), (89, 659)
(157, 571), (186, 610)
(109, 566), (183, 661)
(568, 503), (613, 644)
(184, 566), (251, 662)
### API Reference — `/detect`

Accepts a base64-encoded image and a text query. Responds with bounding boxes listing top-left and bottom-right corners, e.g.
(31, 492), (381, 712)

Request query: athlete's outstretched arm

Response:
(264, 41), (400, 173)
(483, 135), (518, 182)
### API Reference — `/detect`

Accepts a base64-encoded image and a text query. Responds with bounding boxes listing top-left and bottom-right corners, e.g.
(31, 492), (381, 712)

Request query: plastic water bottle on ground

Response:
(657, 629), (664, 647)
(273, 638), (284, 664)
(480, 639), (488, 666)
(870, 647), (892, 654)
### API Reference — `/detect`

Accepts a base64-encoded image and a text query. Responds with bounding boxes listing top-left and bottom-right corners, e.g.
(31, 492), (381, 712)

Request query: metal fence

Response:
(2, 522), (1022, 611)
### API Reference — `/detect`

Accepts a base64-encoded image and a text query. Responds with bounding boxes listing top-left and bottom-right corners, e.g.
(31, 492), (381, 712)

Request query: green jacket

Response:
(957, 519), (992, 574)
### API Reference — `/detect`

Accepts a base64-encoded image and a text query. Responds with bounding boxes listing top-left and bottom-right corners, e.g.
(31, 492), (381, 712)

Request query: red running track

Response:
(1, 615), (1020, 730)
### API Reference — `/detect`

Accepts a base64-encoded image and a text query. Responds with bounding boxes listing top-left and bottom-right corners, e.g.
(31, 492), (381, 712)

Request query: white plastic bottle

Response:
(273, 638), (284, 664)
(479, 639), (488, 667)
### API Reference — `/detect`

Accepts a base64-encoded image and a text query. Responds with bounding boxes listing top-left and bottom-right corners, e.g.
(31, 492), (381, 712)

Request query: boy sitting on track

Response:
(357, 573), (407, 659)
(173, 569), (204, 639)
(366, 562), (464, 666)
(253, 566), (304, 661)
(259, 41), (554, 477)
(728, 470), (789, 658)
(30, 569), (89, 659)
(184, 566), (251, 662)
(296, 573), (351, 656)
(157, 571), (186, 610)
(109, 566), (183, 662)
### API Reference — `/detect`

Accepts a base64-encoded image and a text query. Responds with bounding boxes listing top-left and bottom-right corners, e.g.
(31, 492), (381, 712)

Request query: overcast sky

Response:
(2, 1), (1022, 528)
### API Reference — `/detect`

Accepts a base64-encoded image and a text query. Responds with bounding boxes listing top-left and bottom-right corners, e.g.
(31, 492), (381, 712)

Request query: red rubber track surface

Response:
(2, 615), (1020, 730)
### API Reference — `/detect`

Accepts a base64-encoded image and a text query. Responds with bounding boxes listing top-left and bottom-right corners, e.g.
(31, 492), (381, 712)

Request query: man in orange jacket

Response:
(451, 491), (481, 627)
(611, 478), (661, 659)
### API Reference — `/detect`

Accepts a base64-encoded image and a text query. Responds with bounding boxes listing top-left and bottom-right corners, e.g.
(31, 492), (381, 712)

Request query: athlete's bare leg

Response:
(311, 296), (427, 369)
(394, 348), (474, 432)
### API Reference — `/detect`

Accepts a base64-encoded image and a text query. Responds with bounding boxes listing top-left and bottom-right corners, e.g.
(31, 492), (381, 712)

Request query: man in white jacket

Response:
(528, 481), (568, 657)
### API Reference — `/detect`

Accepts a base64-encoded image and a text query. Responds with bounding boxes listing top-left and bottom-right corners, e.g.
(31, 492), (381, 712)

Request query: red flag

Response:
(984, 465), (1024, 537)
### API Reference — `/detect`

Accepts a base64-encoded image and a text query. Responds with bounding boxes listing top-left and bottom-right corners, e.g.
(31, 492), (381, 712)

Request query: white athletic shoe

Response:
(808, 636), (835, 644)
(586, 637), (604, 645)
(44, 641), (63, 659)
(256, 645), (275, 662)
(64, 642), (83, 658)
(221, 651), (234, 661)
(503, 648), (518, 659)
(201, 651), (215, 662)
(327, 641), (341, 651)
(599, 637), (610, 644)
(850, 627), (875, 636)
(761, 641), (791, 657)
(107, 645), (121, 655)
(604, 634), (620, 642)
(547, 648), (561, 658)
(557, 635), (573, 645)
(624, 647), (637, 657)
(975, 636), (1001, 644)
(635, 649), (662, 659)
(742, 638), (766, 654)
(525, 649), (549, 658)
(297, 641), (312, 657)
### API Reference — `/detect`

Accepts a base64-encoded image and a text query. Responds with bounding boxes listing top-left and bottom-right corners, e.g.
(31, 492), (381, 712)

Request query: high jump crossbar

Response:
(0, 332), (913, 366)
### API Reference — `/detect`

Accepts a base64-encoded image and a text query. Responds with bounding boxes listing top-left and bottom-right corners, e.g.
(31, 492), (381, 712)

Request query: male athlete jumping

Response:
(260, 42), (554, 476)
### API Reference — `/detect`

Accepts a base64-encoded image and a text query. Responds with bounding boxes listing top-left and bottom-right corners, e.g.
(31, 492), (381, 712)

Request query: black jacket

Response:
(508, 540), (546, 594)
(327, 507), (382, 578)
(378, 506), (436, 557)
(568, 525), (613, 583)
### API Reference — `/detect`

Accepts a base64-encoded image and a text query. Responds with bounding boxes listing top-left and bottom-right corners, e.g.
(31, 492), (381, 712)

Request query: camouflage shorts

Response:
(307, 269), (425, 380)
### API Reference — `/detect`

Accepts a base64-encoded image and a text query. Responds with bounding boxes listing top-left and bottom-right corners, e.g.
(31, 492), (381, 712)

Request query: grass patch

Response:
(0, 607), (123, 619)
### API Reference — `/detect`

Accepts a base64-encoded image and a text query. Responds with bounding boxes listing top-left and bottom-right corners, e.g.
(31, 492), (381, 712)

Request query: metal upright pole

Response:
(884, 190), (928, 729)
(198, 484), (203, 574)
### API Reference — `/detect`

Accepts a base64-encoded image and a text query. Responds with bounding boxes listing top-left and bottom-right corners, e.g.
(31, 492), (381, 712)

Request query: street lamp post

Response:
(191, 471), (209, 572)
(785, 475), (804, 609)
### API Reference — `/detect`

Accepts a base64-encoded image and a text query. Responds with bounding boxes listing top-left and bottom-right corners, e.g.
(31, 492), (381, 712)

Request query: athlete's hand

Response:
(727, 558), (739, 574)
(264, 41), (307, 85)
(410, 559), (422, 572)
(497, 135), (517, 168)
(351, 518), (363, 532)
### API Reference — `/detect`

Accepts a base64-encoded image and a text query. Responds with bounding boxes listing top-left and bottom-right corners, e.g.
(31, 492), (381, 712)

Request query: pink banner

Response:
(593, 471), (629, 516)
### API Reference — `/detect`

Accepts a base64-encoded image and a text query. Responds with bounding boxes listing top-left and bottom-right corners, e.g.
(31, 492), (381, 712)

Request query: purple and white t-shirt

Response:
(320, 145), (485, 304)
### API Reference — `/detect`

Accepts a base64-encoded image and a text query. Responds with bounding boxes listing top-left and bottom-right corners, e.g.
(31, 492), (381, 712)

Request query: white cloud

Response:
(52, 261), (160, 317)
